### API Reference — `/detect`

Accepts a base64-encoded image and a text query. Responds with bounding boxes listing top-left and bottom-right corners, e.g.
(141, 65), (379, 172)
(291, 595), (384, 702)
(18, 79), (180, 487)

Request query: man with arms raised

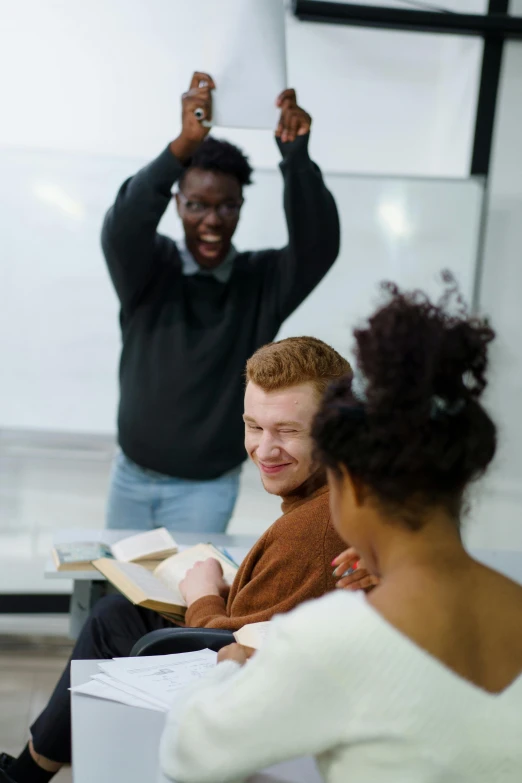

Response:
(0, 337), (374, 783)
(102, 71), (340, 533)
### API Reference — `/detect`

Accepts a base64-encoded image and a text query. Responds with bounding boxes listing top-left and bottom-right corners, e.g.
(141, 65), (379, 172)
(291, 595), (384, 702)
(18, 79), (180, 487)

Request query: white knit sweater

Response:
(160, 591), (522, 783)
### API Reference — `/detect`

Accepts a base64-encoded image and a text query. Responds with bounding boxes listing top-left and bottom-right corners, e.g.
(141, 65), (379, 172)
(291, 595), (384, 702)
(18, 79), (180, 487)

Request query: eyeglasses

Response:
(177, 192), (243, 220)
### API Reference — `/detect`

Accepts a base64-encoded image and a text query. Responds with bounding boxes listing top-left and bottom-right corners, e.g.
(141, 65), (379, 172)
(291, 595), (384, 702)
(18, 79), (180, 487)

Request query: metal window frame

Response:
(0, 594), (70, 613)
(292, 1), (521, 38)
(292, 0), (516, 176)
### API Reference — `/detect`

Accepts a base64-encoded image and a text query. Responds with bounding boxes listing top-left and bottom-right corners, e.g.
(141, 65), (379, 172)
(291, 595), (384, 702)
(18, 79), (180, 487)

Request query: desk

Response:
(47, 528), (522, 639)
(46, 529), (257, 638)
(71, 660), (322, 783)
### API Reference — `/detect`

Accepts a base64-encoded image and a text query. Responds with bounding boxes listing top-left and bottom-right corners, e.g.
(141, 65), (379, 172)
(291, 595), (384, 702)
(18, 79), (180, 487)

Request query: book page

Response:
(110, 527), (177, 562)
(153, 543), (238, 593)
(234, 621), (271, 650)
(92, 559), (185, 608)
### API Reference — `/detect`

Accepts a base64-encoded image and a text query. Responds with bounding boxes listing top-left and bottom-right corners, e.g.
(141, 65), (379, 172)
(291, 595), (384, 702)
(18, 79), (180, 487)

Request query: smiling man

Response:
(101, 71), (340, 533)
(178, 336), (352, 627)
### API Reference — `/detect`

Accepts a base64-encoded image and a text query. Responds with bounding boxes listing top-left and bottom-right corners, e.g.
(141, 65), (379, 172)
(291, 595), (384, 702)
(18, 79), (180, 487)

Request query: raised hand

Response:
(275, 88), (312, 143)
(170, 71), (216, 162)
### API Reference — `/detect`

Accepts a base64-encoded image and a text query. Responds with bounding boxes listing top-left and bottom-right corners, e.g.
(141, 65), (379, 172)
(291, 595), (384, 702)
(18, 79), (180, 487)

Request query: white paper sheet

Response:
(190, 0), (287, 129)
(91, 673), (169, 710)
(97, 650), (217, 708)
(70, 678), (165, 712)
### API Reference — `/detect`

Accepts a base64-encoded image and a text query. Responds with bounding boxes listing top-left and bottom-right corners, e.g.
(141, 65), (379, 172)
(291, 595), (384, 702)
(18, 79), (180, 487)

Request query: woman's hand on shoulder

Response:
(332, 547), (380, 592)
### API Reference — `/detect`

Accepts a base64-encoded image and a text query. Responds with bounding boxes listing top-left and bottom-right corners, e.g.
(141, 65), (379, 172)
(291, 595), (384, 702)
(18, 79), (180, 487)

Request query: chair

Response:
(131, 627), (235, 656)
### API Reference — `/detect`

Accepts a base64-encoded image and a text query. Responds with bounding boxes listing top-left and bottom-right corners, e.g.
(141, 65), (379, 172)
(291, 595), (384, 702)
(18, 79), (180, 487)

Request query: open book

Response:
(93, 543), (239, 624)
(52, 528), (178, 572)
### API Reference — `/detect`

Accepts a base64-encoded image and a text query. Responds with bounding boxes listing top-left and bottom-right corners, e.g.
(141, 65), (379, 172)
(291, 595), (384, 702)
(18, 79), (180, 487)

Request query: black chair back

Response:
(131, 627), (235, 656)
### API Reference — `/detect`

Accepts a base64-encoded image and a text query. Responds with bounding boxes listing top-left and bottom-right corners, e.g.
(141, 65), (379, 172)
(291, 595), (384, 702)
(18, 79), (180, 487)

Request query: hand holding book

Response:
(92, 543), (239, 624)
(179, 559), (231, 607)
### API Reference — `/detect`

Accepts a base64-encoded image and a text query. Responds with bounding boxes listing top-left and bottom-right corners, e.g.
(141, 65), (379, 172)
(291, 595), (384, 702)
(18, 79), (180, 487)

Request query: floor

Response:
(0, 635), (73, 782)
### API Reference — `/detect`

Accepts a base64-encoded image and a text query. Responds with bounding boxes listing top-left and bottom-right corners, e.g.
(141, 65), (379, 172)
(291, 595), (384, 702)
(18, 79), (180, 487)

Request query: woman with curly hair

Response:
(160, 276), (522, 783)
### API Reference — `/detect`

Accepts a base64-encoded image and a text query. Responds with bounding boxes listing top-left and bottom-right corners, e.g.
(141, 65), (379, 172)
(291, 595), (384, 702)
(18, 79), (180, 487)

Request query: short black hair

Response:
(312, 273), (497, 528)
(178, 136), (253, 189)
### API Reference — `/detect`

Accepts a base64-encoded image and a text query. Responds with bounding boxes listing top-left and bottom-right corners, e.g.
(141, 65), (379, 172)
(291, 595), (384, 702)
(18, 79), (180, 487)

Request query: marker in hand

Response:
(193, 79), (213, 128)
(332, 549), (380, 592)
(339, 561), (360, 579)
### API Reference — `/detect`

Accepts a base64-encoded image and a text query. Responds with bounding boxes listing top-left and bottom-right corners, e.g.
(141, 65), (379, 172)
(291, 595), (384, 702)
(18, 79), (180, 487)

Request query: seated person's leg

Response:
(2, 594), (171, 782)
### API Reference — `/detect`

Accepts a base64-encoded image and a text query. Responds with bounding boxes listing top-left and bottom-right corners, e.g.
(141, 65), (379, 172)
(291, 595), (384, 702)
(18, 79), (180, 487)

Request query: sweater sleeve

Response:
(184, 595), (229, 628)
(159, 607), (346, 783)
(261, 134), (340, 323)
(101, 145), (184, 312)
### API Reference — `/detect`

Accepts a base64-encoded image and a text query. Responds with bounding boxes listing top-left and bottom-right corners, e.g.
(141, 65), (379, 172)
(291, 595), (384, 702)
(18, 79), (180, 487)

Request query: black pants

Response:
(30, 594), (172, 763)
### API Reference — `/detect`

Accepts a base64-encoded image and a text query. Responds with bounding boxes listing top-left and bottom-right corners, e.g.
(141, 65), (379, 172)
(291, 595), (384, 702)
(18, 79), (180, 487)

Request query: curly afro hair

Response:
(178, 136), (253, 189)
(312, 273), (497, 528)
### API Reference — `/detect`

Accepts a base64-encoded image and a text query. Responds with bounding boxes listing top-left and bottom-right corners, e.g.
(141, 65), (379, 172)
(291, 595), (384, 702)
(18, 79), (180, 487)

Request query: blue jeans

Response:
(105, 452), (242, 534)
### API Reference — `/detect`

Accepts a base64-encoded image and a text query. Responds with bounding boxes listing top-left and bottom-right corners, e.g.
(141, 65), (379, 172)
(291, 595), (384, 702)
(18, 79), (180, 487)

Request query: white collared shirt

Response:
(177, 238), (237, 284)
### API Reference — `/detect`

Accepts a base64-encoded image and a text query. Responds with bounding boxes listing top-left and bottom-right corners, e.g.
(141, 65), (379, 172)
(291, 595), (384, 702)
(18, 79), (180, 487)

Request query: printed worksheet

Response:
(91, 673), (169, 710)
(97, 650), (217, 708)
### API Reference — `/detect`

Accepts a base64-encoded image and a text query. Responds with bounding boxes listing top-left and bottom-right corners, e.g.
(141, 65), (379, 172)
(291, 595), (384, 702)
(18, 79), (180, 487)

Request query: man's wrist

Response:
(185, 585), (222, 608)
(169, 135), (202, 164)
(276, 132), (311, 162)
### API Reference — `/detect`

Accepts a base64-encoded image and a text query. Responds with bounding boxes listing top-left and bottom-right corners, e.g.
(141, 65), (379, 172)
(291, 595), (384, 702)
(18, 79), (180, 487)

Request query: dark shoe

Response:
(0, 753), (16, 782)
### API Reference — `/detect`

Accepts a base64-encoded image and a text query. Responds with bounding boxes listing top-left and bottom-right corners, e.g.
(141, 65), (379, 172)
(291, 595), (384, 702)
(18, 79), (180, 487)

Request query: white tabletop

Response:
(48, 532), (522, 586)
(46, 529), (257, 580)
(71, 660), (322, 783)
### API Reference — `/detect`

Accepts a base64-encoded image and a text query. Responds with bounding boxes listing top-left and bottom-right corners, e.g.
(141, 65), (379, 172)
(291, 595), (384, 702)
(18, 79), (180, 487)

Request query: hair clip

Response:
(430, 396), (465, 419)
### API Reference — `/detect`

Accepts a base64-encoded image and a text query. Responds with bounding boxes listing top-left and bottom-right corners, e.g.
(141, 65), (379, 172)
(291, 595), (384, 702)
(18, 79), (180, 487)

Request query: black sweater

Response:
(101, 135), (340, 480)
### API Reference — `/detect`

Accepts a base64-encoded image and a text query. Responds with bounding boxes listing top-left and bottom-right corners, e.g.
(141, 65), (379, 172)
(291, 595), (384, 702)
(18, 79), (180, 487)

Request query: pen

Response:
(335, 561), (360, 579)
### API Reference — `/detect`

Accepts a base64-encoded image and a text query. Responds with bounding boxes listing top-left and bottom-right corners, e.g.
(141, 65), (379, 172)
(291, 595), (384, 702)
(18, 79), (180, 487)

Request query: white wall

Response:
(0, 0), (483, 176)
(466, 1), (522, 551)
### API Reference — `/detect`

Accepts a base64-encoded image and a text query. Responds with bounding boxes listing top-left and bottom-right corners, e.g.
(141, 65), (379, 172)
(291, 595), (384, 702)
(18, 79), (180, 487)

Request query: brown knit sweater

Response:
(185, 484), (345, 632)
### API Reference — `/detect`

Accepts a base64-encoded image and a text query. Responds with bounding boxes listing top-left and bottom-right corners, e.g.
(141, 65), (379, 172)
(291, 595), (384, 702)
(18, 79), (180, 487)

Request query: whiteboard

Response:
(0, 146), (483, 433)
